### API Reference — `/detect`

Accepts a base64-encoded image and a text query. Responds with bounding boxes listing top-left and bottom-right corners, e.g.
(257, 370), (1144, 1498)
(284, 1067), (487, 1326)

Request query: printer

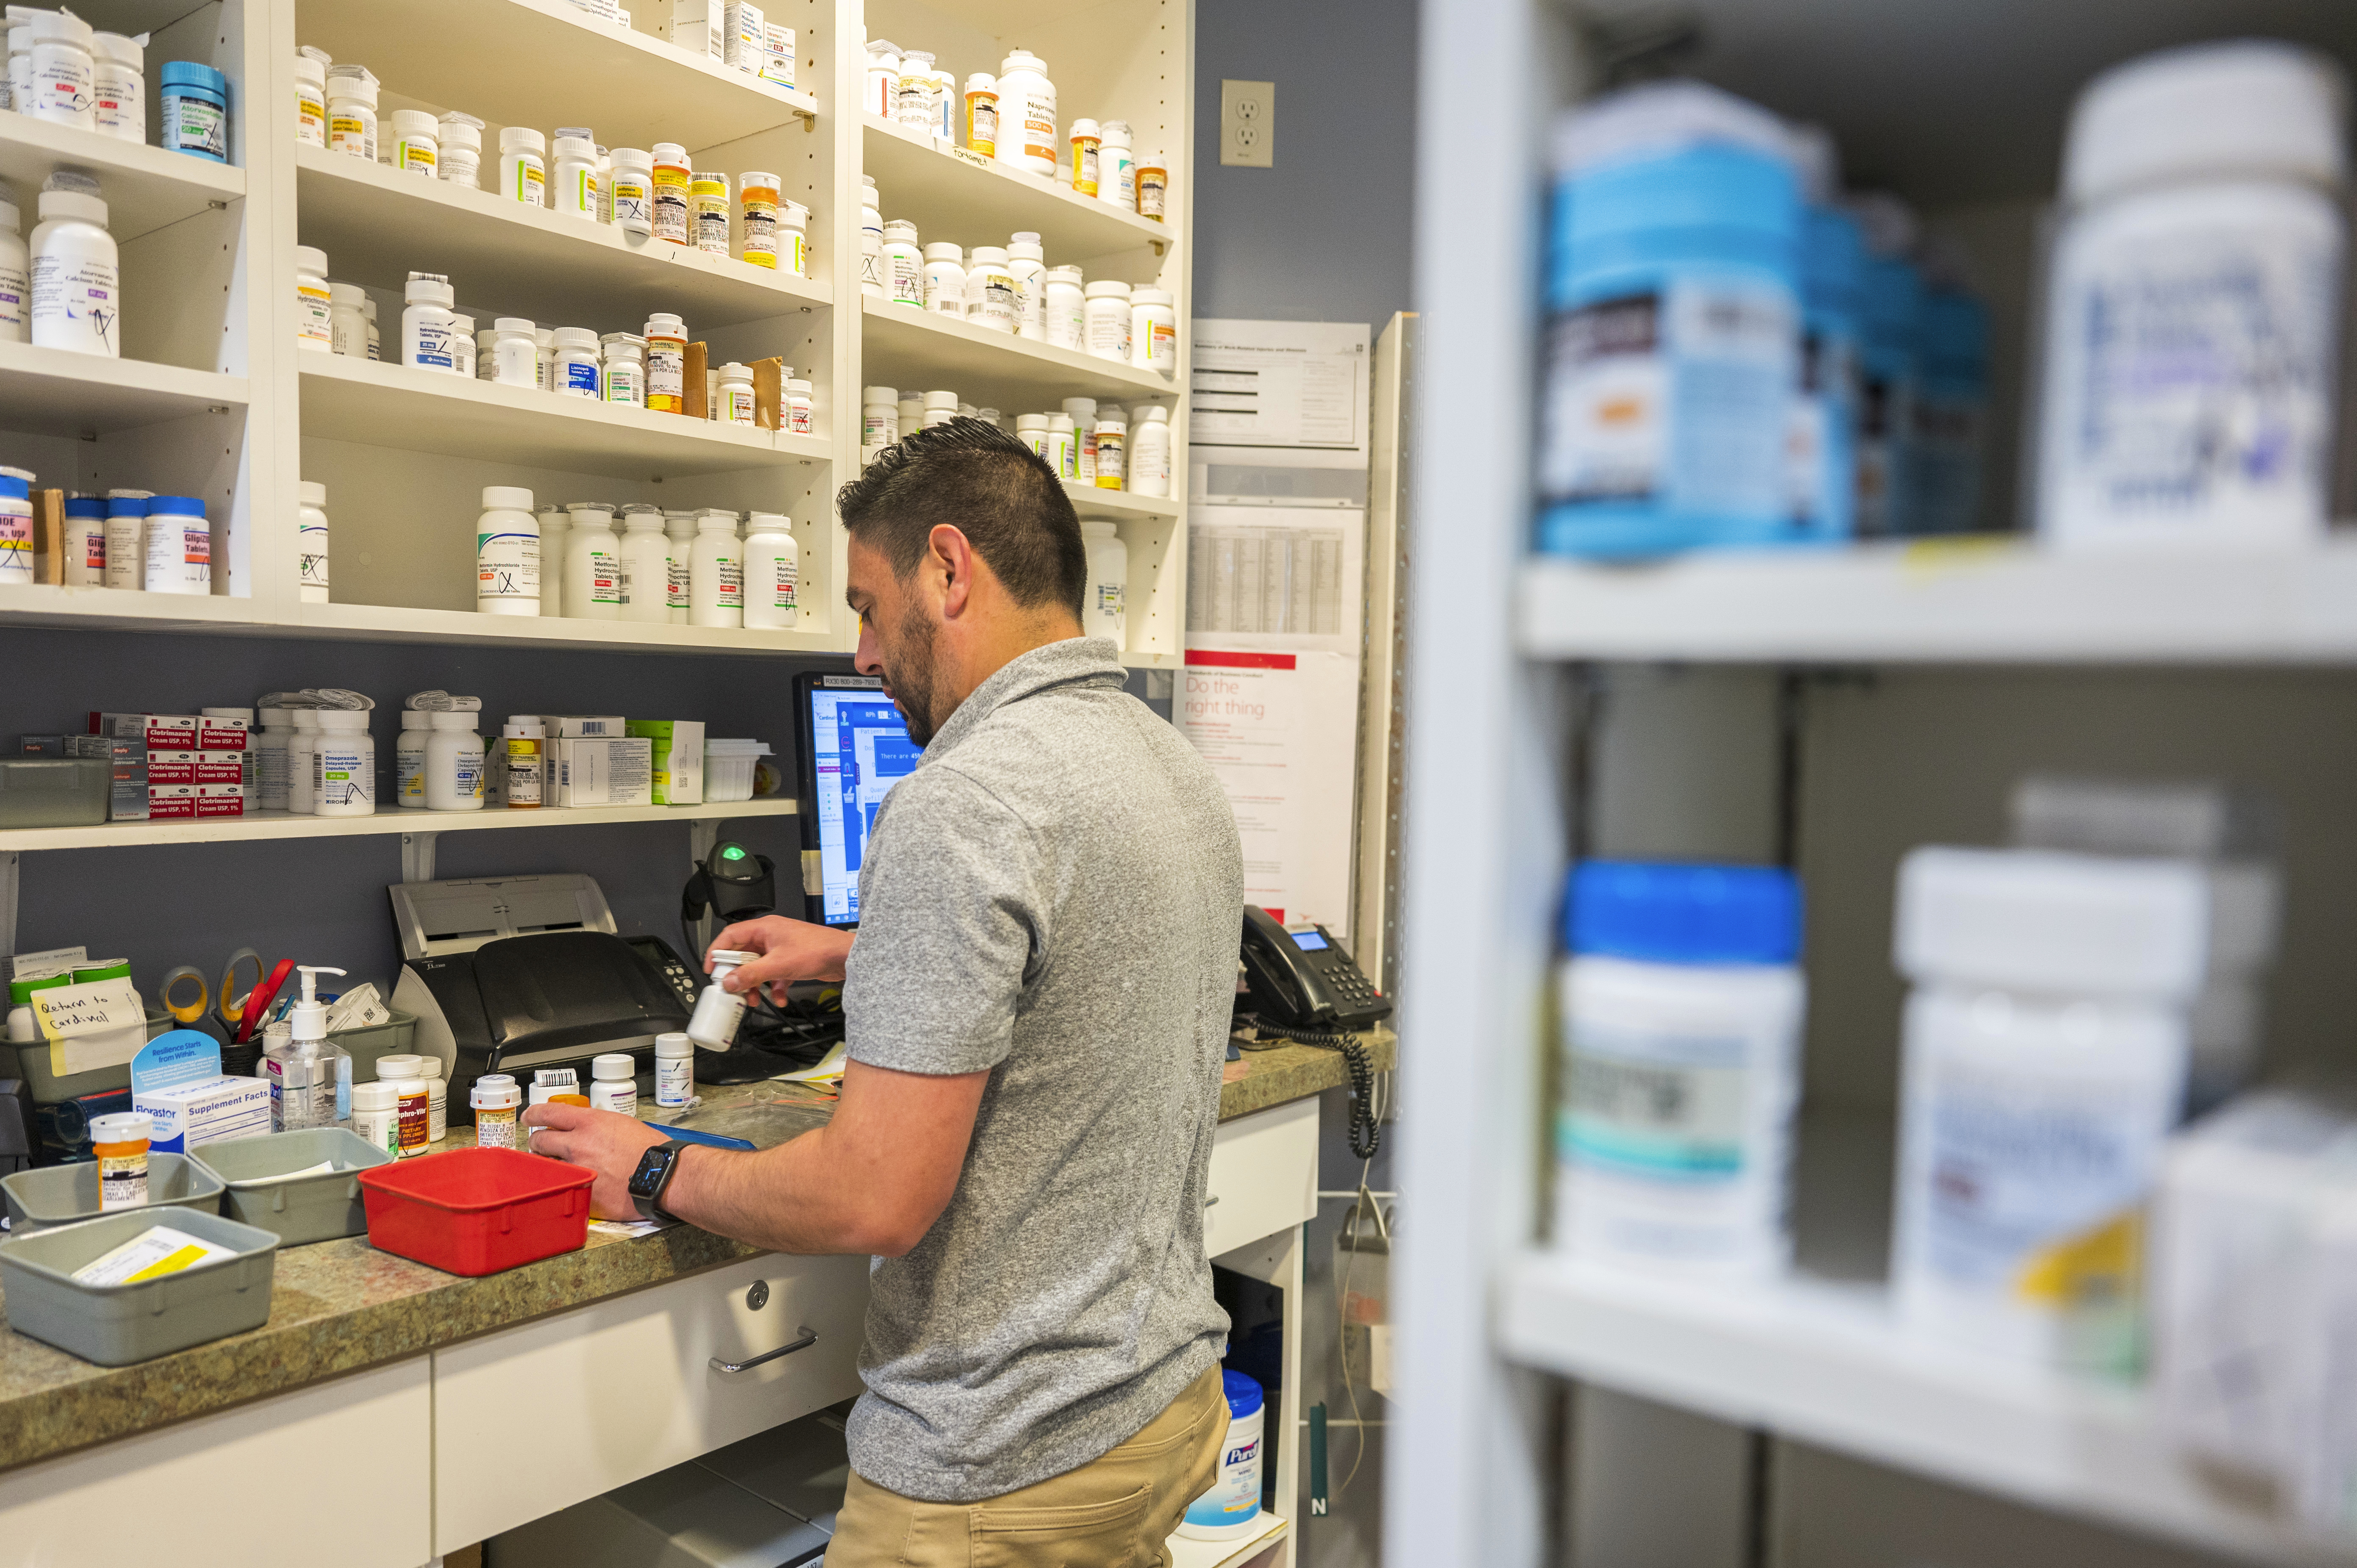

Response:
(389, 875), (694, 1125)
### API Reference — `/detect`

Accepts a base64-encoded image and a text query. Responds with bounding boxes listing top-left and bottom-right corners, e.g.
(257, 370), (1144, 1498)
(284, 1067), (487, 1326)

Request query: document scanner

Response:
(389, 875), (692, 1125)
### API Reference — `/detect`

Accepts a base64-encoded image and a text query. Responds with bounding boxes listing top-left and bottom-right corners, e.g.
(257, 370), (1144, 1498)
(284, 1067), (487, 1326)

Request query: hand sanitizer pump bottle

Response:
(264, 964), (355, 1131)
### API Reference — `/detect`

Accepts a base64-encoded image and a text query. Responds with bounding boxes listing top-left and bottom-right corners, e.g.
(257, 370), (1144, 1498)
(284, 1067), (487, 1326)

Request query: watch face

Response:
(629, 1146), (672, 1199)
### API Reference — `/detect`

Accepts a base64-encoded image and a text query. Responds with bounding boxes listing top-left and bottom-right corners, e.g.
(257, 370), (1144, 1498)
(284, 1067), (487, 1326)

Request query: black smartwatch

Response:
(628, 1140), (692, 1221)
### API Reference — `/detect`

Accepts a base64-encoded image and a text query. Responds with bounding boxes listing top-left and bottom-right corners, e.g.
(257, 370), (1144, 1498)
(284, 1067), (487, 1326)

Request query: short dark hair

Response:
(836, 417), (1085, 616)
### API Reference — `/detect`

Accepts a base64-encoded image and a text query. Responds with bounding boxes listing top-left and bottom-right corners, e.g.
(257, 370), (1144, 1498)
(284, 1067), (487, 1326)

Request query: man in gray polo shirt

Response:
(529, 419), (1244, 1562)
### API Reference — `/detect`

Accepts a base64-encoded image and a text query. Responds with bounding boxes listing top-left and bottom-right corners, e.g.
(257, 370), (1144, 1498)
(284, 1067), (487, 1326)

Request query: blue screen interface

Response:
(808, 684), (919, 923)
(1290, 930), (1329, 951)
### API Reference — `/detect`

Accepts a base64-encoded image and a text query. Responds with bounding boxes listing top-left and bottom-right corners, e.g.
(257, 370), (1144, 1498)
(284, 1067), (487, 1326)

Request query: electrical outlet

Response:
(1221, 79), (1274, 167)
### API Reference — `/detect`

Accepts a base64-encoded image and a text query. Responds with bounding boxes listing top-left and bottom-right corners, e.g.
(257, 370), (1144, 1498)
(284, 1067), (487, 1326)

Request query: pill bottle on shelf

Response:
(1099, 119), (1134, 209)
(488, 317), (535, 387)
(611, 146), (654, 236)
(778, 200), (809, 277)
(1130, 287), (1176, 375)
(326, 68), (374, 159)
(1044, 266), (1085, 350)
(965, 73), (998, 155)
(0, 193), (23, 343)
(644, 314), (688, 413)
(535, 326), (555, 390)
(500, 126), (547, 206)
(692, 169), (730, 254)
(552, 134), (600, 219)
(719, 361), (756, 425)
(294, 245), (331, 350)
(1130, 405), (1172, 497)
(391, 110), (439, 176)
(298, 479), (330, 602)
(895, 50), (936, 131)
(313, 709), (374, 816)
(142, 495), (211, 594)
(968, 246), (1016, 332)
(740, 171), (780, 267)
(691, 511), (744, 627)
(29, 176), (118, 357)
(1093, 410), (1127, 489)
(922, 242), (965, 314)
(328, 282), (365, 356)
(589, 1053), (638, 1116)
(19, 8), (92, 129)
(400, 272), (456, 372)
(564, 503), (622, 619)
(1083, 280), (1133, 362)
(922, 389), (958, 428)
(1046, 414), (1077, 481)
(363, 295), (378, 358)
(502, 720), (545, 810)
(552, 326), (601, 399)
(601, 332), (645, 404)
(784, 377), (813, 433)
(439, 112), (483, 188)
(424, 710), (486, 810)
(1080, 520), (1127, 646)
(158, 61), (227, 161)
(663, 512), (695, 622)
(1890, 846), (2205, 1371)
(90, 31), (141, 143)
(448, 313), (475, 377)
(58, 495), (101, 585)
(1007, 232), (1045, 339)
(996, 50), (1056, 175)
(862, 384), (898, 457)
(859, 175), (883, 297)
(863, 39), (900, 117)
(1062, 397), (1098, 482)
(396, 709), (429, 808)
(475, 486), (539, 616)
(1016, 413), (1047, 457)
(286, 708), (322, 813)
(883, 219), (923, 306)
(652, 142), (691, 244)
(1068, 117), (1101, 196)
(743, 513), (797, 629)
(1552, 860), (1806, 1281)
(620, 506), (670, 622)
(1135, 154), (1168, 220)
(294, 50), (326, 146)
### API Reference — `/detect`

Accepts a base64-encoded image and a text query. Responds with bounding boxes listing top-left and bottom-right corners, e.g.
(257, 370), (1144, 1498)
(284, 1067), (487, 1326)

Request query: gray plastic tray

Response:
(0, 1206), (278, 1365)
(193, 1127), (391, 1245)
(1, 1152), (225, 1232)
(331, 1010), (418, 1085)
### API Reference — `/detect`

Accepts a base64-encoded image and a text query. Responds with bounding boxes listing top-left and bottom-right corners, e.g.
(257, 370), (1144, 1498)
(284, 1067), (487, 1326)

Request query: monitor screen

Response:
(802, 676), (919, 925)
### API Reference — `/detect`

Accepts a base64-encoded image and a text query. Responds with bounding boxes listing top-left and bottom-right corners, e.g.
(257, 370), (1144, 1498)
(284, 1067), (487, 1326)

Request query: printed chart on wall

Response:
(1181, 505), (1366, 940)
(1190, 319), (1371, 450)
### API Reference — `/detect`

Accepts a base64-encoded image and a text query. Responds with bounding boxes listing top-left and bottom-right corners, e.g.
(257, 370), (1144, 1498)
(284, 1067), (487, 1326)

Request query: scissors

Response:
(158, 947), (277, 1035)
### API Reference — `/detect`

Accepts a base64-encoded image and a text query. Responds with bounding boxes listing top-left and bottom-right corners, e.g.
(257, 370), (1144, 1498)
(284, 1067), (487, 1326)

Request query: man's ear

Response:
(930, 524), (979, 619)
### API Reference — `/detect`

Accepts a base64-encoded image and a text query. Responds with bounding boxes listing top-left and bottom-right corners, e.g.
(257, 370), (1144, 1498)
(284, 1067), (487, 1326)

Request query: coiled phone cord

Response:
(1238, 1015), (1381, 1160)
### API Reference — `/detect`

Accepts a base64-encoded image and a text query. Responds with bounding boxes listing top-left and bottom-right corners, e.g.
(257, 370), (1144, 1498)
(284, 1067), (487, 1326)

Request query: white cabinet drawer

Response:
(1205, 1098), (1319, 1258)
(433, 1249), (869, 1551)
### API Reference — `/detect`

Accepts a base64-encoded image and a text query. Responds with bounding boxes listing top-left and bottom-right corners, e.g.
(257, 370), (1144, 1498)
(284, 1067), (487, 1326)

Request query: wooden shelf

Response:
(0, 341), (247, 436)
(0, 796), (797, 852)
(0, 111), (247, 244)
(295, 600), (835, 653)
(293, 146), (830, 331)
(292, 0), (817, 150)
(861, 114), (1172, 274)
(861, 296), (1177, 414)
(1517, 537), (2357, 667)
(297, 353), (830, 478)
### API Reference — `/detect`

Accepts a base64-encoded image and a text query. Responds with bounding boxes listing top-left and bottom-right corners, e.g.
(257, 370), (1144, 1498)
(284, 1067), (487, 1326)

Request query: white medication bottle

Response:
(664, 511), (695, 621)
(0, 190), (27, 341)
(90, 30), (140, 143)
(2037, 42), (2348, 552)
(564, 502), (623, 619)
(395, 708), (430, 808)
(619, 505), (670, 622)
(1889, 846), (2207, 1371)
(352, 1081), (400, 1158)
(390, 109), (439, 176)
(489, 316), (536, 387)
(294, 48), (327, 147)
(777, 199), (809, 277)
(652, 143), (691, 244)
(29, 176), (118, 357)
(922, 388), (957, 428)
(552, 134), (600, 219)
(286, 708), (322, 813)
(1044, 265), (1085, 350)
(439, 112), (483, 188)
(535, 326), (555, 390)
(499, 126), (547, 206)
(254, 705), (298, 812)
(294, 245), (332, 350)
(377, 1056), (430, 1157)
(1046, 414), (1078, 482)
(1016, 412), (1047, 457)
(552, 326), (601, 398)
(364, 294), (378, 358)
(968, 246), (1017, 332)
(297, 479), (330, 602)
(863, 39), (900, 117)
(688, 950), (755, 1048)
(449, 314), (475, 377)
(1130, 287), (1176, 376)
(400, 271), (457, 373)
(719, 360), (756, 424)
(922, 242), (965, 314)
(471, 1073), (522, 1148)
(1079, 520), (1127, 647)
(59, 496), (102, 583)
(894, 48), (935, 129)
(1551, 861), (1805, 1279)
(1093, 411), (1127, 489)
(313, 710), (374, 816)
(536, 506), (568, 616)
(1084, 280), (1133, 362)
(602, 332), (646, 404)
(883, 219), (923, 307)
(611, 146), (654, 236)
(19, 7), (92, 128)
(861, 384), (899, 454)
(1177, 1372), (1265, 1541)
(1130, 405), (1172, 497)
(899, 392), (922, 435)
(995, 50), (1056, 176)
(330, 282), (366, 355)
(691, 169), (730, 254)
(424, 710), (486, 810)
(654, 1032), (694, 1110)
(1007, 232), (1045, 339)
(1099, 119), (1135, 209)
(589, 1053), (639, 1117)
(742, 512), (798, 629)
(476, 485), (540, 615)
(325, 67), (375, 160)
(858, 175), (884, 297)
(142, 495), (211, 594)
(690, 511), (744, 627)
(644, 313), (687, 413)
(784, 377), (813, 434)
(1062, 397), (1098, 482)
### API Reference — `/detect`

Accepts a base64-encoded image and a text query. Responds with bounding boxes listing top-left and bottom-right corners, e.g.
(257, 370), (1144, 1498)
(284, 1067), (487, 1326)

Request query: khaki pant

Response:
(827, 1362), (1229, 1568)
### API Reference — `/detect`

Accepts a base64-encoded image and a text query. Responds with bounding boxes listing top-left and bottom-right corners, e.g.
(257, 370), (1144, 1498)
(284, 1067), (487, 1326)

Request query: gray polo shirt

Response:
(839, 636), (1242, 1503)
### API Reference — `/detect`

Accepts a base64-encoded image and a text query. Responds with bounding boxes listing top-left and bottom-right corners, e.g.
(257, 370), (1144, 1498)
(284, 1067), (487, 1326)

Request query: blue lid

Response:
(105, 495), (148, 516)
(0, 475), (25, 501)
(160, 60), (227, 93)
(1801, 206), (1863, 316)
(1220, 1368), (1263, 1419)
(146, 494), (206, 516)
(65, 497), (103, 517)
(1566, 860), (1802, 964)
(1565, 143), (1800, 251)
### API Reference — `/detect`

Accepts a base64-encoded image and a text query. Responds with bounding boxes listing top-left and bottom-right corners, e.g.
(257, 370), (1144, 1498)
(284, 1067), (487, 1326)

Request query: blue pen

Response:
(642, 1121), (756, 1151)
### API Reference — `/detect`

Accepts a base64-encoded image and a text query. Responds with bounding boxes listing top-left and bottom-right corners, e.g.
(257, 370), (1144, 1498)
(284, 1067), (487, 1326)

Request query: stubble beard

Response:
(882, 604), (944, 747)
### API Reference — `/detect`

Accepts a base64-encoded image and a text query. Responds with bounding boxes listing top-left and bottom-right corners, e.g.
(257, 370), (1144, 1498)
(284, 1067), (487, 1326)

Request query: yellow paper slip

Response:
(773, 1041), (848, 1085)
(71, 1225), (238, 1286)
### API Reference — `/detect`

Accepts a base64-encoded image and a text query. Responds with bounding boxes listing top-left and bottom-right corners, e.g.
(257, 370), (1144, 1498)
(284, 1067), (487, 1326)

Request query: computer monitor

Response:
(792, 669), (920, 926)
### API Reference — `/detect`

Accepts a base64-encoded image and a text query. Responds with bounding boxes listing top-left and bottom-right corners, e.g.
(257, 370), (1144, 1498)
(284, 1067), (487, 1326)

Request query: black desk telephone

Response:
(1240, 905), (1392, 1031)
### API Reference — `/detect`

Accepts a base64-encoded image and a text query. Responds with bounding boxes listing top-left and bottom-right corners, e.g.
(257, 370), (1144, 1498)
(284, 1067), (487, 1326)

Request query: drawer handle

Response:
(1204, 1195), (1220, 1207)
(711, 1326), (818, 1375)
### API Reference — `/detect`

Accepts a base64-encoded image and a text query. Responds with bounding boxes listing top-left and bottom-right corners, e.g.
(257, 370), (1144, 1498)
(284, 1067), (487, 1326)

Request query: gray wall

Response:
(1191, 0), (1420, 330)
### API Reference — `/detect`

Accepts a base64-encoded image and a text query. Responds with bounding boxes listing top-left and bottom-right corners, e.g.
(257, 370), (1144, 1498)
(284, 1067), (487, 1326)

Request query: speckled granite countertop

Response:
(0, 1028), (1393, 1473)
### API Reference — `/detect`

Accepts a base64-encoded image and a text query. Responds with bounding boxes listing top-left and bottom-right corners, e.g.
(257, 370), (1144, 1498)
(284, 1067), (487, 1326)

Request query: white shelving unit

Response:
(1397, 3), (2357, 1568)
(0, 796), (794, 852)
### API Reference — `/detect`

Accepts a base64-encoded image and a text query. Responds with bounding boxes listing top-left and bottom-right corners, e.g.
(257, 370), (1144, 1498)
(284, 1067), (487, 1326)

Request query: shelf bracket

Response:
(401, 833), (438, 885)
(0, 852), (16, 962)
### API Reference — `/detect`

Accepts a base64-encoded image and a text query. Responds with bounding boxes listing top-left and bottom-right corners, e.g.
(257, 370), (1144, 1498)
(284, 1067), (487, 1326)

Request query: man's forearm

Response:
(663, 1123), (885, 1255)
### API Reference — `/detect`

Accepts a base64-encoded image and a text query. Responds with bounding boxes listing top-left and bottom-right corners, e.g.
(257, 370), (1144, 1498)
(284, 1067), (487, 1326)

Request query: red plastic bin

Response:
(358, 1147), (594, 1276)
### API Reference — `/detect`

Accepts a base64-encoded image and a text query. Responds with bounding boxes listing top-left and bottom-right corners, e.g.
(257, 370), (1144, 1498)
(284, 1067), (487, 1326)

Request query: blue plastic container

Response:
(1904, 288), (1990, 535)
(1564, 860), (1803, 965)
(159, 61), (230, 163)
(1855, 251), (1922, 536)
(1538, 89), (1803, 559)
(1790, 206), (1863, 544)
